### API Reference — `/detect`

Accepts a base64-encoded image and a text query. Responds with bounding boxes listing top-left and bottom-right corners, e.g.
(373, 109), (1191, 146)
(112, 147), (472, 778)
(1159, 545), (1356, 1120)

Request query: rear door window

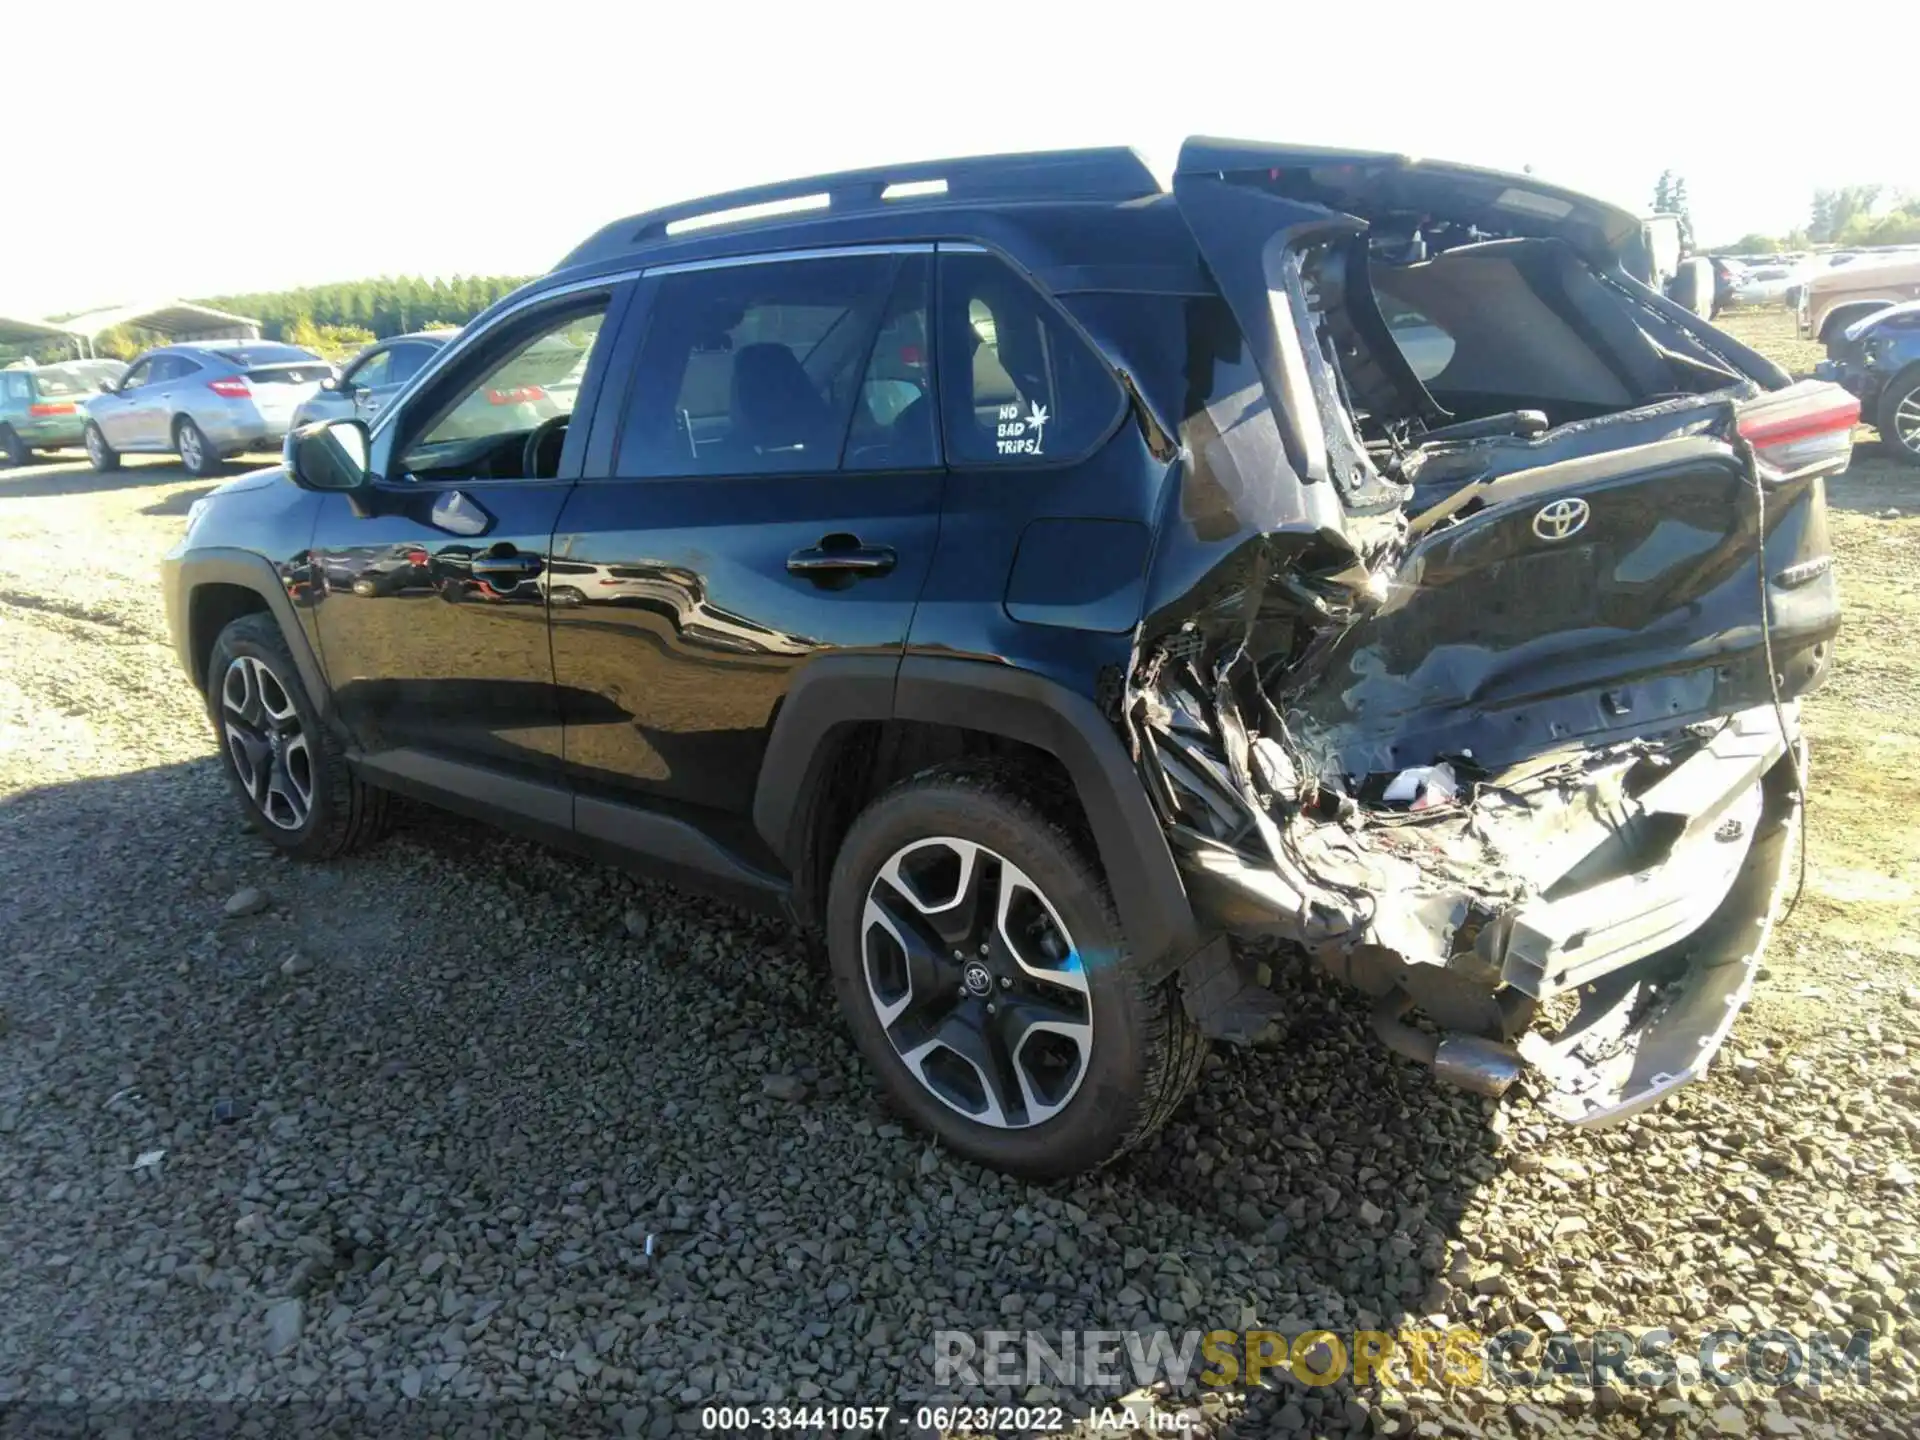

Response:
(843, 255), (936, 470)
(154, 356), (203, 382)
(617, 253), (898, 477)
(935, 251), (1124, 466)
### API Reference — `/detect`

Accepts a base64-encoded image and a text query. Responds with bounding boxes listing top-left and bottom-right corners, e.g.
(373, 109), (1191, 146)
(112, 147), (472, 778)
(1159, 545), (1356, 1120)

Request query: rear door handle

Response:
(787, 536), (896, 578)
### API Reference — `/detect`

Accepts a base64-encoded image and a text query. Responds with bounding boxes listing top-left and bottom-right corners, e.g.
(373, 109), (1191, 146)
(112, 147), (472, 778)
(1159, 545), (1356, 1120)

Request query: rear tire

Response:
(84, 422), (121, 473)
(1878, 366), (1920, 468)
(175, 416), (223, 478)
(0, 425), (31, 469)
(825, 762), (1206, 1179)
(207, 612), (390, 859)
(1666, 257), (1713, 319)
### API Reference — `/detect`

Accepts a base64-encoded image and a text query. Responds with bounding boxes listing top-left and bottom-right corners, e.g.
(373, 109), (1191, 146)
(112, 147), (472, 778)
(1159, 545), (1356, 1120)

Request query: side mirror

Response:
(286, 419), (371, 494)
(98, 381), (114, 394)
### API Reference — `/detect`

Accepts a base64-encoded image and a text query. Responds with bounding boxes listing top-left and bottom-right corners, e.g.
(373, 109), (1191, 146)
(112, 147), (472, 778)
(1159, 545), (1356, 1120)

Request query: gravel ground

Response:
(3, 326), (1919, 1440)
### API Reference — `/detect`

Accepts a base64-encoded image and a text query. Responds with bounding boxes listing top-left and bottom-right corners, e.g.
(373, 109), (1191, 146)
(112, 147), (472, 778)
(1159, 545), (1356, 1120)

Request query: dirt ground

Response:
(2, 314), (1918, 1439)
(1711, 309), (1920, 982)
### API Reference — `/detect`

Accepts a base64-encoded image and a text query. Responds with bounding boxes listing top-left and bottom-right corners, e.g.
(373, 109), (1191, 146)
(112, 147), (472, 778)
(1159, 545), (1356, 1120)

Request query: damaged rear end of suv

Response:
(1144, 139), (1853, 1125)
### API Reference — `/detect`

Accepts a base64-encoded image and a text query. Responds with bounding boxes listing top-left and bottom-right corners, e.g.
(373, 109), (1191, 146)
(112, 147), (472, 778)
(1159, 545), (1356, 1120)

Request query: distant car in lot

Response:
(1817, 299), (1920, 466)
(292, 332), (451, 430)
(1708, 256), (1746, 314)
(1727, 265), (1798, 307)
(83, 342), (332, 477)
(1799, 252), (1920, 344)
(1, 362), (101, 466)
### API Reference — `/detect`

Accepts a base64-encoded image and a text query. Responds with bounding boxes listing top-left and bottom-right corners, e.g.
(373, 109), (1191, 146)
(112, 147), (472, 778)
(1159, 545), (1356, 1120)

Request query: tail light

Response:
(208, 377), (252, 399)
(487, 384), (545, 406)
(1737, 381), (1860, 480)
(28, 402), (76, 416)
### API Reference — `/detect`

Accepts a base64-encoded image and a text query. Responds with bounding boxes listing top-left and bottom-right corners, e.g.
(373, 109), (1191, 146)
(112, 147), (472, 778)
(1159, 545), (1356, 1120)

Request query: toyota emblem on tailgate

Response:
(1532, 497), (1590, 541)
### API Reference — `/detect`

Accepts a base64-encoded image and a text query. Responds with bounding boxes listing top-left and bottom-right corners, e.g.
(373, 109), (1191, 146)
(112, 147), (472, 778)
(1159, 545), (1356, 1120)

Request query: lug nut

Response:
(986, 1003), (996, 1015)
(952, 949), (964, 960)
(979, 944), (989, 955)
(1000, 976), (1012, 989)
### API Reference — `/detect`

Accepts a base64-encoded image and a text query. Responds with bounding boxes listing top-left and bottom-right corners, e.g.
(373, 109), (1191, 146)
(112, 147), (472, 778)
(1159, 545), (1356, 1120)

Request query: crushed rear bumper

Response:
(1519, 738), (1800, 1125)
(1162, 705), (1803, 1125)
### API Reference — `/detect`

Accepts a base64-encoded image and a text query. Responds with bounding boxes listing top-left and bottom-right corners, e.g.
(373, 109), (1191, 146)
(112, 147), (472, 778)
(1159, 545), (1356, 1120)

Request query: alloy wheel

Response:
(1895, 384), (1920, 456)
(221, 655), (313, 830)
(861, 837), (1092, 1129)
(178, 423), (204, 471)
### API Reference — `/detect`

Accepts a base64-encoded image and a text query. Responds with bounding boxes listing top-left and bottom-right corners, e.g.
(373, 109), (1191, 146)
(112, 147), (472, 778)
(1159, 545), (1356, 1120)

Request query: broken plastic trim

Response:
(1519, 745), (1802, 1125)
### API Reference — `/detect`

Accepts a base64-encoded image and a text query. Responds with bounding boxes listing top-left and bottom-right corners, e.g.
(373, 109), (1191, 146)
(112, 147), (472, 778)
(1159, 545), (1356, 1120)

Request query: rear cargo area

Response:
(1141, 140), (1857, 1120)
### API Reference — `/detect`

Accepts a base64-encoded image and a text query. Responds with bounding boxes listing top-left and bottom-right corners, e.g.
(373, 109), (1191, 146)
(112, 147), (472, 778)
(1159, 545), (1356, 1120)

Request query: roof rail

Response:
(562, 147), (1161, 267)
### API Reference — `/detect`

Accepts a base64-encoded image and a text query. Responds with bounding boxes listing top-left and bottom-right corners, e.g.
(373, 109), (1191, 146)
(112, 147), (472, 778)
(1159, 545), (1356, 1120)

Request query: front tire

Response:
(825, 763), (1205, 1179)
(1877, 365), (1920, 468)
(174, 416), (223, 477)
(84, 422), (120, 472)
(207, 612), (389, 859)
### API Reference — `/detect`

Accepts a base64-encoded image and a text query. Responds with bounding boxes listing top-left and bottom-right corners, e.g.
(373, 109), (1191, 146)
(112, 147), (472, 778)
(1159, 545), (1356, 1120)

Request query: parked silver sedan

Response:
(292, 331), (450, 431)
(83, 342), (332, 477)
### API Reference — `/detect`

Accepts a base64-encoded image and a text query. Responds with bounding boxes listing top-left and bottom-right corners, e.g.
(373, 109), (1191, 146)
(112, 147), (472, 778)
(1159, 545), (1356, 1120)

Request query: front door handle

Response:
(787, 535), (896, 579)
(470, 552), (542, 581)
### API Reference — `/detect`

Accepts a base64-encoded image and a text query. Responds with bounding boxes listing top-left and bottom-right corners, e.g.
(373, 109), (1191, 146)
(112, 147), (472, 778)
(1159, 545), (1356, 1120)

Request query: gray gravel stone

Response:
(264, 1299), (303, 1358)
(760, 1074), (807, 1102)
(224, 886), (269, 916)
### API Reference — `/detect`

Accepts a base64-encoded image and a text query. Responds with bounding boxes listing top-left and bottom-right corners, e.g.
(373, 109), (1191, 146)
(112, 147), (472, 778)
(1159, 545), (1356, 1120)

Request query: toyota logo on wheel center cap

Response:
(962, 961), (993, 996)
(1532, 497), (1591, 541)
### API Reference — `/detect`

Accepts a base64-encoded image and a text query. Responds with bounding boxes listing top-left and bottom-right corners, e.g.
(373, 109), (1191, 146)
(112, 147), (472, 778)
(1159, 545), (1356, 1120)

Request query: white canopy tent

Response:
(57, 301), (260, 343)
(0, 301), (260, 358)
(0, 314), (90, 356)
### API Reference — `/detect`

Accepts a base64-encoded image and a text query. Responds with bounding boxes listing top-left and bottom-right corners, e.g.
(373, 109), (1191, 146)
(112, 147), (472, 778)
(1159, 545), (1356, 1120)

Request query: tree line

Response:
(196, 274), (535, 345)
(3, 274), (541, 365)
(1669, 177), (1920, 256)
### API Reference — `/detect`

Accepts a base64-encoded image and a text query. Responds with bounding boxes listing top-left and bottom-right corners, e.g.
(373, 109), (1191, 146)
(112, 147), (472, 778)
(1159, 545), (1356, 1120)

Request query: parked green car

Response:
(1, 363), (114, 466)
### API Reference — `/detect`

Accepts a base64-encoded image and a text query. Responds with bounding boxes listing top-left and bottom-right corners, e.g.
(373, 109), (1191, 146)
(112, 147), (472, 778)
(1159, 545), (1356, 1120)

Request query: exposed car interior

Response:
(1293, 226), (1761, 518)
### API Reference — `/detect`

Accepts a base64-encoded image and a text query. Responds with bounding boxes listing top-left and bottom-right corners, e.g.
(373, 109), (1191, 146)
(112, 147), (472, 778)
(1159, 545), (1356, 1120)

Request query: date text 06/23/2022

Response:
(698, 1402), (1175, 1434)
(702, 1413), (1098, 1436)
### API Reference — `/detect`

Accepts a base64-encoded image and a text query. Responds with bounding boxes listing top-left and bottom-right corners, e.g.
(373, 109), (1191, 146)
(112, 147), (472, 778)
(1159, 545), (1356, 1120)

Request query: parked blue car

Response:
(1817, 300), (1920, 466)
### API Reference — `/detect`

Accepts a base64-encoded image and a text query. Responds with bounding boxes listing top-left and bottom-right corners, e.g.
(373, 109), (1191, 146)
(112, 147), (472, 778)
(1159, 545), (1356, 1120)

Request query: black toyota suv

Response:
(164, 138), (1855, 1178)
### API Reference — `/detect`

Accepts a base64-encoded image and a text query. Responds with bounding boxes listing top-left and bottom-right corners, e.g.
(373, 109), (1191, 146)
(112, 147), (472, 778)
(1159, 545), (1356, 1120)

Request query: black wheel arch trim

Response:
(751, 653), (901, 876)
(168, 547), (330, 720)
(753, 652), (1202, 975)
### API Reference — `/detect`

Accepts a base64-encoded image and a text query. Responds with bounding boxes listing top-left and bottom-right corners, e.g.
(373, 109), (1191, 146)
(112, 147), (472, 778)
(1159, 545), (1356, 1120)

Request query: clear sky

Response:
(5, 0), (1913, 317)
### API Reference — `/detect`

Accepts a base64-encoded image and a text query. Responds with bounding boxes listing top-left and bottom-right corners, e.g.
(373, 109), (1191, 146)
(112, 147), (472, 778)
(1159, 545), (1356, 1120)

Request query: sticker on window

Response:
(995, 400), (1051, 457)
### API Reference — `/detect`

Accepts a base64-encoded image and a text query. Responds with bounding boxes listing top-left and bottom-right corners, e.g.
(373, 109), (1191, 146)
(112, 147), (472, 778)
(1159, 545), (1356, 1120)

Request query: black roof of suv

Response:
(164, 136), (1853, 1177)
